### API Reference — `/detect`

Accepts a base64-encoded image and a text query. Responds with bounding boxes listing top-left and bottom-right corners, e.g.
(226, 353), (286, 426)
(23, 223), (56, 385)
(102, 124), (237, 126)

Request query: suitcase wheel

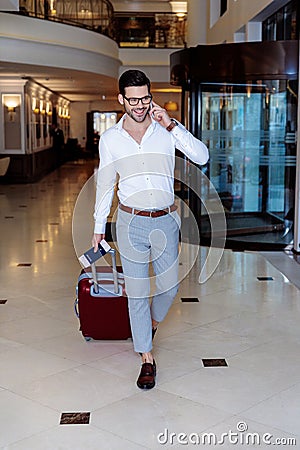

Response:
(84, 336), (92, 342)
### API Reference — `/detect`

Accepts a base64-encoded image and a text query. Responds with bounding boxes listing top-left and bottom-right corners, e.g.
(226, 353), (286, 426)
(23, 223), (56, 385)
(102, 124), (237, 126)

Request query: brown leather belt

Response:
(119, 203), (177, 217)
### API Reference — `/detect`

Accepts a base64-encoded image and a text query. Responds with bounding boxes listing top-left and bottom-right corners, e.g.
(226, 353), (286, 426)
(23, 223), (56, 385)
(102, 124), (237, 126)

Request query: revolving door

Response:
(171, 41), (298, 249)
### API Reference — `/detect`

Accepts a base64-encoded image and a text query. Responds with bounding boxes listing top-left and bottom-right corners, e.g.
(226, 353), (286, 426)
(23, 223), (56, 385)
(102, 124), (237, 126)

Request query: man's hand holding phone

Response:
(150, 100), (171, 128)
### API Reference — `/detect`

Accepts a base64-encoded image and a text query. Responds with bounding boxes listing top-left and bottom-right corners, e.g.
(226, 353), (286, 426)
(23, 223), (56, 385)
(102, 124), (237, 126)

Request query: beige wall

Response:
(207, 0), (274, 43)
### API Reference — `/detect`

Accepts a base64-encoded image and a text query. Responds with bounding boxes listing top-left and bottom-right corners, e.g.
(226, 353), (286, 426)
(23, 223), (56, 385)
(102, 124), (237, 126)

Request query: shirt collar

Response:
(116, 114), (157, 132)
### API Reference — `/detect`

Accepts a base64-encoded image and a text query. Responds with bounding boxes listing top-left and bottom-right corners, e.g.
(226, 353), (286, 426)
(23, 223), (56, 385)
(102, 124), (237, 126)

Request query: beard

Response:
(124, 104), (150, 123)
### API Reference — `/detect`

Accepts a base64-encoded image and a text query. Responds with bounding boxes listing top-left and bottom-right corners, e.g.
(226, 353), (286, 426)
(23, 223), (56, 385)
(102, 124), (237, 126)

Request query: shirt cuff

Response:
(94, 221), (106, 234)
(171, 122), (186, 139)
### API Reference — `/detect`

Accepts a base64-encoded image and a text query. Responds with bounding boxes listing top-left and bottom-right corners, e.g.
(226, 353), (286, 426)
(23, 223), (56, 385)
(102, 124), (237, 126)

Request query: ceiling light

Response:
(164, 101), (178, 112)
(169, 1), (187, 16)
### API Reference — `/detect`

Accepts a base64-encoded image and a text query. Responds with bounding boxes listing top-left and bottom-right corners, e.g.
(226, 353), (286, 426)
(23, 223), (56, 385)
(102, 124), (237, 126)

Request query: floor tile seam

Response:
(1, 308), (81, 324)
(237, 379), (300, 430)
(224, 336), (281, 360)
(227, 335), (300, 361)
(27, 343), (125, 366)
(196, 298), (259, 313)
(0, 386), (62, 415)
(6, 381), (129, 419)
(158, 362), (207, 381)
(224, 359), (300, 386)
(156, 365), (209, 389)
(152, 322), (212, 339)
(200, 310), (281, 334)
(25, 310), (81, 324)
(79, 350), (137, 367)
(156, 360), (297, 397)
(201, 326), (300, 342)
(197, 286), (258, 301)
(156, 385), (240, 417)
(0, 311), (53, 326)
(5, 361), (86, 394)
(260, 251), (300, 292)
(75, 361), (145, 384)
(152, 326), (296, 357)
(181, 286), (237, 299)
(190, 320), (265, 339)
(89, 390), (151, 415)
(0, 341), (83, 360)
(88, 424), (151, 450)
(90, 389), (234, 442)
(233, 416), (300, 440)
(182, 299), (260, 317)
(88, 421), (151, 449)
(201, 358), (298, 384)
(0, 309), (81, 324)
(193, 412), (246, 437)
(154, 334), (262, 354)
(163, 313), (247, 334)
(154, 344), (233, 362)
(199, 413), (300, 440)
(1, 423), (61, 449)
(197, 312), (270, 330)
(0, 330), (84, 349)
(156, 384), (294, 419)
(0, 339), (26, 352)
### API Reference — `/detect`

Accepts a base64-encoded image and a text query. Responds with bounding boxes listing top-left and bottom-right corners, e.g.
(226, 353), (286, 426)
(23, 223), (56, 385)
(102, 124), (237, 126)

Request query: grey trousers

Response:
(116, 207), (180, 353)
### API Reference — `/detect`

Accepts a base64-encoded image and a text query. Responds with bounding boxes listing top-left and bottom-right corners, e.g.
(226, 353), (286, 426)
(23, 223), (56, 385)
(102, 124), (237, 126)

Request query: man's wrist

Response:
(166, 119), (178, 132)
(94, 223), (106, 234)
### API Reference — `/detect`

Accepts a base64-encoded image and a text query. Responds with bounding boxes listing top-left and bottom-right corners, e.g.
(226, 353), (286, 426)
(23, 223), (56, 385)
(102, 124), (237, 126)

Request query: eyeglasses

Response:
(123, 95), (152, 106)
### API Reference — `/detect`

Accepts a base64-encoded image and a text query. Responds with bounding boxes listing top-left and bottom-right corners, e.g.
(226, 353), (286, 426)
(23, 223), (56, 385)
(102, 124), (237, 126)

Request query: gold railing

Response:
(18, 0), (115, 39)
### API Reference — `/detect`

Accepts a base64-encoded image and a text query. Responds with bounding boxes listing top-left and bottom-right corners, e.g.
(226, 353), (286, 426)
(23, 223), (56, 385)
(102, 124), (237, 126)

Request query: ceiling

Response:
(0, 49), (179, 104)
(0, 60), (121, 102)
(0, 60), (175, 102)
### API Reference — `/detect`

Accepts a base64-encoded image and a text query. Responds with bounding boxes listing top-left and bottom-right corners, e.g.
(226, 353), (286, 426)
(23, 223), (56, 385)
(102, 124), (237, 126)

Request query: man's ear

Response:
(118, 93), (124, 105)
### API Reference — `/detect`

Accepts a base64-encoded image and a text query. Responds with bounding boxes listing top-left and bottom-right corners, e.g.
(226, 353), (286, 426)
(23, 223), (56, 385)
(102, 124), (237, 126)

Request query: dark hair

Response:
(119, 70), (151, 96)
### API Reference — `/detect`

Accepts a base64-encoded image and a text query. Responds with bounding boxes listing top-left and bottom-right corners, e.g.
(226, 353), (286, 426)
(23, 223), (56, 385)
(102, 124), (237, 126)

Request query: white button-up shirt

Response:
(94, 114), (209, 234)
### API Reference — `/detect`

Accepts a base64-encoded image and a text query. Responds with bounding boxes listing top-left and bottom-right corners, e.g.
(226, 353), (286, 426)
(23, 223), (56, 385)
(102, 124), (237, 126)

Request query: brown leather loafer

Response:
(137, 360), (156, 390)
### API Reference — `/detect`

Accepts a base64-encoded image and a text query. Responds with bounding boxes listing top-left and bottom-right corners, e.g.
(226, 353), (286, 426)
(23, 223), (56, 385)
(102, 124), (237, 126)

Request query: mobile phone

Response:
(150, 101), (155, 118)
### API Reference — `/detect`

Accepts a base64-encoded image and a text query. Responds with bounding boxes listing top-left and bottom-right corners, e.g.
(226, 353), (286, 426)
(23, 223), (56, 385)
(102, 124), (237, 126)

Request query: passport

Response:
(78, 239), (111, 268)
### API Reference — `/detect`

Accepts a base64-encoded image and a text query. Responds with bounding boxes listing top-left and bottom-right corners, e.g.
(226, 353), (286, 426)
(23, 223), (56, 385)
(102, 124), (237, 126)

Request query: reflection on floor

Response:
(0, 159), (300, 449)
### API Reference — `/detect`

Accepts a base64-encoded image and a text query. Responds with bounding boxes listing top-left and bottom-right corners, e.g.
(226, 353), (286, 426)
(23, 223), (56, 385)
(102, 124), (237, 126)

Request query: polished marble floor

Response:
(0, 160), (300, 449)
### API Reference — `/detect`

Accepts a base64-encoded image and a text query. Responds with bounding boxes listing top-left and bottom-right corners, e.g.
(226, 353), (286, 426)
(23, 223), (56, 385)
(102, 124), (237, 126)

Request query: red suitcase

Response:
(75, 249), (131, 341)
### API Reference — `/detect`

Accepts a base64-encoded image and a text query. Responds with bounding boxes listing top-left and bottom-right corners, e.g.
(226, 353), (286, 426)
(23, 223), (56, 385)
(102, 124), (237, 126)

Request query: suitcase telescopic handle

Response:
(91, 248), (119, 295)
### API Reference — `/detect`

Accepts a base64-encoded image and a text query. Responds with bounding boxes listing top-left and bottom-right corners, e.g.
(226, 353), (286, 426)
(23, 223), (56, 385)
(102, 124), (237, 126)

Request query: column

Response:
(186, 0), (207, 47)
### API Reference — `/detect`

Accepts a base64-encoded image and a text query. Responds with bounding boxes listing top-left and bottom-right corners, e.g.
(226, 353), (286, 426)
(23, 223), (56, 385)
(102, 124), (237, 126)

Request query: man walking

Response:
(93, 69), (209, 389)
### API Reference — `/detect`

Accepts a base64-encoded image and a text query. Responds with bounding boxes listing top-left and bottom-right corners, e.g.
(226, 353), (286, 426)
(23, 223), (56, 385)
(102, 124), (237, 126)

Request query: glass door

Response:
(198, 80), (296, 238)
(202, 83), (262, 215)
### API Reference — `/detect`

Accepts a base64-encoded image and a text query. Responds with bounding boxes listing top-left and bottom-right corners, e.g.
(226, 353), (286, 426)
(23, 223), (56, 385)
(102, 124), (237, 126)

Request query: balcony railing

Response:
(18, 0), (115, 38)
(14, 0), (186, 48)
